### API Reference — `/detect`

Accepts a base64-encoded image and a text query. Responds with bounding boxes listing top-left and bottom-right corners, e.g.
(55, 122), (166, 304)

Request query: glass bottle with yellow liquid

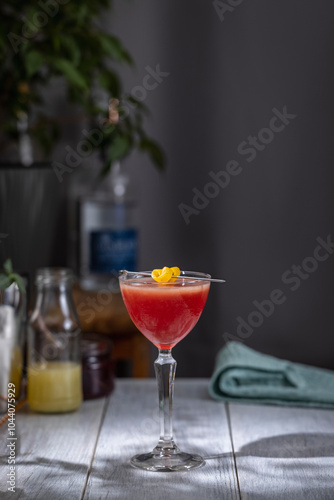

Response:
(28, 268), (82, 413)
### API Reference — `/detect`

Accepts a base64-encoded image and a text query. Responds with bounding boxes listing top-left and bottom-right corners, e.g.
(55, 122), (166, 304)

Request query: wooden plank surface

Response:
(4, 380), (333, 499)
(229, 403), (334, 500)
(0, 397), (107, 500)
(84, 379), (240, 500)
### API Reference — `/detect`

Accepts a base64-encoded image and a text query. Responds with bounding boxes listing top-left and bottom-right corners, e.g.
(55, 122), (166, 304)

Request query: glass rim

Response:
(119, 270), (211, 286)
(35, 267), (74, 286)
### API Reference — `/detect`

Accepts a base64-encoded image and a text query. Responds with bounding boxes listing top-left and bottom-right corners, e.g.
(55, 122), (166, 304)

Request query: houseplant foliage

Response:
(0, 259), (26, 294)
(0, 0), (165, 172)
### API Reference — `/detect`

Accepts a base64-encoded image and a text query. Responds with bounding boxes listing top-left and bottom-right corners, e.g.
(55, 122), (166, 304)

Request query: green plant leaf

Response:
(11, 273), (26, 294)
(52, 59), (88, 90)
(30, 115), (61, 156)
(76, 4), (90, 24)
(98, 71), (121, 97)
(0, 258), (26, 292)
(139, 138), (165, 170)
(3, 258), (12, 274)
(109, 134), (132, 162)
(102, 123), (116, 138)
(99, 34), (133, 64)
(60, 35), (81, 66)
(0, 274), (13, 290)
(25, 50), (44, 78)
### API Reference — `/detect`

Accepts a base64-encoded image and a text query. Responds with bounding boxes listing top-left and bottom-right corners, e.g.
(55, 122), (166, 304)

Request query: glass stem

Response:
(154, 349), (178, 452)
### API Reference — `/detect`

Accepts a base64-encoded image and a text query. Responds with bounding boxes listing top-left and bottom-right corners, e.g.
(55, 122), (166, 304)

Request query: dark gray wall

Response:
(108, 0), (334, 375)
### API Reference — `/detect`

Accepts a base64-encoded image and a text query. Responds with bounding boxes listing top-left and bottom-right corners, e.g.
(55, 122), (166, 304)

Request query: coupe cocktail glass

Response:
(119, 270), (211, 472)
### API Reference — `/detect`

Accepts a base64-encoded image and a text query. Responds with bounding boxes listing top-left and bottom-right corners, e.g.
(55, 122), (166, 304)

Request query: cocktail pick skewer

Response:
(119, 270), (226, 283)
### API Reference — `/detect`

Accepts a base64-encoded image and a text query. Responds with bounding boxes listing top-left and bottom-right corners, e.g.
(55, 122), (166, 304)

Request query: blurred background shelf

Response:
(73, 285), (151, 378)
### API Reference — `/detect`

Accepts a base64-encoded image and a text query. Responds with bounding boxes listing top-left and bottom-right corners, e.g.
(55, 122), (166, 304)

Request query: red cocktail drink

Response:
(119, 270), (212, 472)
(120, 278), (210, 349)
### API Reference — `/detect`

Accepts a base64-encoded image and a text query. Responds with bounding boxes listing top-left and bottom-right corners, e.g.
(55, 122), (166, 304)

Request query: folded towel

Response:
(209, 341), (334, 408)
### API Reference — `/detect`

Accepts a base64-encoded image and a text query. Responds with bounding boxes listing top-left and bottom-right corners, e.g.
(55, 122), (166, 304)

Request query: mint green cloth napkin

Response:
(209, 341), (334, 408)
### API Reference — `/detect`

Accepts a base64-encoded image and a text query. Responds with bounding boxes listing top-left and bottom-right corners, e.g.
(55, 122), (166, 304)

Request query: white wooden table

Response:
(1, 379), (334, 499)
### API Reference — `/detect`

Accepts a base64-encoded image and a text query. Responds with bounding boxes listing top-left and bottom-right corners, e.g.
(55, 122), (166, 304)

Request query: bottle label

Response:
(90, 229), (138, 273)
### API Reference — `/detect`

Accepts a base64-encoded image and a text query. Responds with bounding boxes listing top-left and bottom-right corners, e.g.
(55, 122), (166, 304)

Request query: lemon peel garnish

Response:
(151, 266), (180, 283)
(170, 267), (180, 277)
(170, 266), (180, 282)
(154, 267), (173, 282)
(151, 269), (162, 279)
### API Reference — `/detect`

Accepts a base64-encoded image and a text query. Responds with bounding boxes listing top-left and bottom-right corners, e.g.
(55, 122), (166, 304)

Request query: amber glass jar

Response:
(81, 333), (115, 400)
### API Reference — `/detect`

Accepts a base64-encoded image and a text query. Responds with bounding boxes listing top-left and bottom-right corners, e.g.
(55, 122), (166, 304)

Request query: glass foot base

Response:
(130, 449), (204, 472)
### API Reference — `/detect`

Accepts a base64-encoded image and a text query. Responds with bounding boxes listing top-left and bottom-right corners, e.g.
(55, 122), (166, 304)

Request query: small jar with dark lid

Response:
(81, 333), (115, 400)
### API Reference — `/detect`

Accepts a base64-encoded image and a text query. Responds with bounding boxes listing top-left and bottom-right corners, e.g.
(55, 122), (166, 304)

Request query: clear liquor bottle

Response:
(79, 162), (138, 290)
